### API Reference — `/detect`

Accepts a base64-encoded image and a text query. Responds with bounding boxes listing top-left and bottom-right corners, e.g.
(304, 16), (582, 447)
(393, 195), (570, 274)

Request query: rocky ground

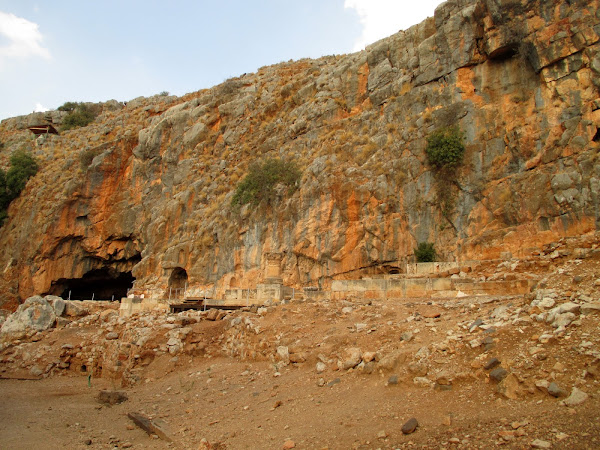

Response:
(1, 234), (600, 449)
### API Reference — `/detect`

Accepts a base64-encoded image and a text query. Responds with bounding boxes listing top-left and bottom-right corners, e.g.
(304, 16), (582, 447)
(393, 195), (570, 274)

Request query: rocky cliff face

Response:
(0, 0), (599, 307)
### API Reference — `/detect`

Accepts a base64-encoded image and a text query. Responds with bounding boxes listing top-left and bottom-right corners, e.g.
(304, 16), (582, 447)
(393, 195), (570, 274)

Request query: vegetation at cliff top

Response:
(414, 241), (437, 262)
(0, 151), (39, 226)
(425, 126), (465, 169)
(231, 158), (301, 207)
(59, 102), (100, 131)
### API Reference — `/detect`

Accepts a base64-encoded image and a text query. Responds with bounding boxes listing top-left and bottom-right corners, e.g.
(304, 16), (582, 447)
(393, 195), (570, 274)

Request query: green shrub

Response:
(414, 242), (437, 262)
(57, 101), (79, 112)
(60, 103), (99, 131)
(425, 126), (465, 169)
(6, 151), (38, 199)
(0, 151), (38, 227)
(0, 169), (8, 211)
(79, 147), (103, 169)
(231, 158), (301, 207)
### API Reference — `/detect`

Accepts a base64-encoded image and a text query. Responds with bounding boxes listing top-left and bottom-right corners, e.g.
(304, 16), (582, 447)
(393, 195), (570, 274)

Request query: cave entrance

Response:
(167, 267), (188, 299)
(58, 269), (135, 301)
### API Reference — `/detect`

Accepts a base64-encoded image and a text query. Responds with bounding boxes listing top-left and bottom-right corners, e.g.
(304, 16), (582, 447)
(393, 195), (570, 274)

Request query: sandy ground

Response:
(2, 337), (600, 449)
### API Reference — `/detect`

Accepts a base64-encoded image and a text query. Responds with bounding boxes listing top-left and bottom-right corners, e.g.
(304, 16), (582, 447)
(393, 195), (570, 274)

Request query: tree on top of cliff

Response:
(231, 158), (301, 207)
(59, 102), (100, 131)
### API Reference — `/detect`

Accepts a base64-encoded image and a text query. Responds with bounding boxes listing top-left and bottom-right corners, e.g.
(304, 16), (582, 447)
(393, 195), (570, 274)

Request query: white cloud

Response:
(345, 0), (443, 51)
(34, 102), (48, 112)
(0, 11), (51, 62)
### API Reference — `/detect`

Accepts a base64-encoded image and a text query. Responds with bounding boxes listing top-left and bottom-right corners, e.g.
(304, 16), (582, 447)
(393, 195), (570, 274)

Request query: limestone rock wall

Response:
(0, 0), (599, 306)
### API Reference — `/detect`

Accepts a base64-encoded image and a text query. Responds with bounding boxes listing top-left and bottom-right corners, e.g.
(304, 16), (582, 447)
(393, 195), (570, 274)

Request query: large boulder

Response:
(0, 296), (56, 341)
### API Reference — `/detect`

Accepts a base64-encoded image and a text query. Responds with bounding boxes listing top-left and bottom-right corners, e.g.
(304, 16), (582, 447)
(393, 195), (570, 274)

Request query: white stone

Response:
(562, 387), (589, 406)
(531, 439), (552, 449)
(538, 298), (555, 309)
(0, 296), (56, 341)
(413, 377), (433, 387)
(342, 347), (362, 370)
(276, 346), (290, 364)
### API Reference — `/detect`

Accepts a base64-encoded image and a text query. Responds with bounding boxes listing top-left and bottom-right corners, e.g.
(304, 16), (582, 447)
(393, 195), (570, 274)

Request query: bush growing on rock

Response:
(0, 169), (8, 211)
(0, 151), (38, 226)
(79, 147), (103, 169)
(414, 242), (437, 262)
(425, 126), (465, 169)
(6, 151), (38, 197)
(60, 102), (99, 131)
(231, 158), (301, 207)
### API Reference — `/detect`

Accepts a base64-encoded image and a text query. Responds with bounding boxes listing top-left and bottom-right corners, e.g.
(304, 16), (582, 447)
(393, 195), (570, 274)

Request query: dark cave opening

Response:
(58, 269), (135, 301)
(488, 44), (519, 61)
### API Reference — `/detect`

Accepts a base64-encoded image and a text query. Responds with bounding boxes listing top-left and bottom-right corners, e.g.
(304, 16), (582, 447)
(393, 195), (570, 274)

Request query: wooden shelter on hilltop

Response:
(28, 115), (59, 136)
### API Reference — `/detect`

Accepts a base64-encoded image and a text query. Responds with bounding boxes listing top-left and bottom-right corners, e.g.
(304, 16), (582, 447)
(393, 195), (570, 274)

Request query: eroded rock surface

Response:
(0, 0), (599, 304)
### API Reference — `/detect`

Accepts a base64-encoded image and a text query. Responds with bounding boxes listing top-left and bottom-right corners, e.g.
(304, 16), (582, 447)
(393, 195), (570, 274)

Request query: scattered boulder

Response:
(377, 350), (406, 371)
(276, 346), (290, 365)
(341, 347), (362, 370)
(46, 296), (66, 317)
(408, 362), (428, 377)
(531, 439), (552, 449)
(0, 296), (56, 340)
(64, 301), (88, 317)
(413, 377), (433, 388)
(97, 390), (128, 405)
(421, 307), (442, 318)
(581, 302), (600, 315)
(289, 352), (306, 364)
(205, 309), (220, 321)
(497, 373), (520, 399)
(484, 357), (501, 370)
(562, 387), (589, 406)
(401, 417), (419, 434)
(535, 380), (550, 394)
(489, 367), (509, 383)
(547, 382), (567, 398)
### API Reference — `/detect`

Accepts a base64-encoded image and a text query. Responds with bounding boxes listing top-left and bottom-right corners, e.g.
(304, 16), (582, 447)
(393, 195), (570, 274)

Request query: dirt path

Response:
(2, 356), (599, 449)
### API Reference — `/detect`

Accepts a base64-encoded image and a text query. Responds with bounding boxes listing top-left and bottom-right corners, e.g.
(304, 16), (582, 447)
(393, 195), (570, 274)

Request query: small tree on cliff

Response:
(6, 151), (38, 199)
(0, 169), (9, 211)
(425, 126), (465, 227)
(414, 242), (436, 262)
(231, 158), (301, 207)
(425, 126), (465, 170)
(0, 151), (38, 226)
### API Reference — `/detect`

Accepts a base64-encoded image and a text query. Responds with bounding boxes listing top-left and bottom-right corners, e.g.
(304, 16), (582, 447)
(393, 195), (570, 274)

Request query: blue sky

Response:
(0, 0), (443, 120)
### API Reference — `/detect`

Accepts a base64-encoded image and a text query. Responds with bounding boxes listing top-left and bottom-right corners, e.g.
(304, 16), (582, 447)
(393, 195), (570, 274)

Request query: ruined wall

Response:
(0, 0), (599, 306)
